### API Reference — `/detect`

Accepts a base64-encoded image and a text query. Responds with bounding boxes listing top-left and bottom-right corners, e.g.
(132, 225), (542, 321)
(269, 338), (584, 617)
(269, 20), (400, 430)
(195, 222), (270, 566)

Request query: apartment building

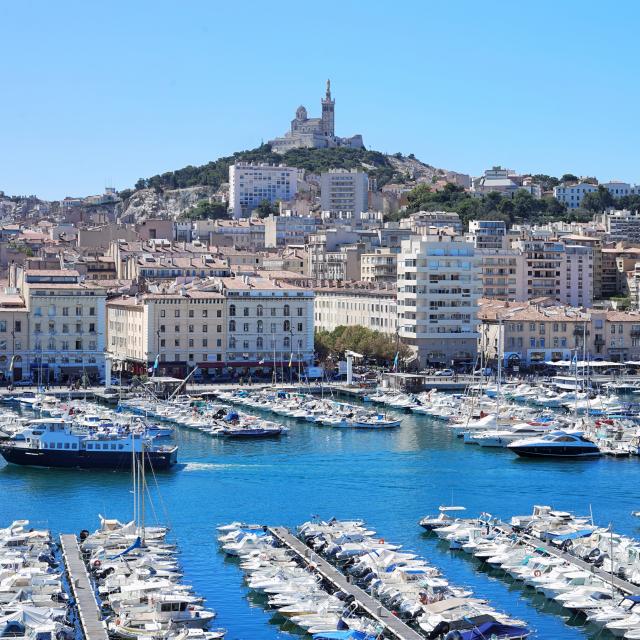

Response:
(553, 182), (599, 209)
(360, 248), (398, 283)
(0, 290), (29, 383)
(558, 234), (603, 300)
(263, 214), (318, 248)
(560, 245), (593, 308)
(475, 248), (527, 301)
(398, 211), (462, 235)
(229, 163), (300, 218)
(598, 209), (640, 242)
(314, 282), (397, 335)
(106, 288), (226, 379)
(319, 169), (368, 220)
(18, 268), (106, 383)
(208, 219), (266, 250)
(397, 234), (481, 366)
(479, 299), (589, 366)
(514, 239), (565, 301)
(218, 276), (314, 371)
(467, 220), (508, 249)
(107, 276), (314, 379)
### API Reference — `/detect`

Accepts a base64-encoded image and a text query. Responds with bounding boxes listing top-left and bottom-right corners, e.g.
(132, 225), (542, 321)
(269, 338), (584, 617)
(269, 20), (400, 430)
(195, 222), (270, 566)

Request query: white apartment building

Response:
(314, 283), (397, 335)
(597, 209), (640, 242)
(229, 163), (300, 218)
(560, 245), (593, 308)
(263, 214), (318, 248)
(399, 211), (462, 234)
(397, 234), (481, 366)
(320, 169), (368, 220)
(467, 220), (508, 249)
(553, 181), (640, 210)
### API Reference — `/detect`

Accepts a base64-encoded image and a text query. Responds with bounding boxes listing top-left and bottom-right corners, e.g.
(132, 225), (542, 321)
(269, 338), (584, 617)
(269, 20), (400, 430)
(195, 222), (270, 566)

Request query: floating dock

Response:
(269, 526), (424, 640)
(494, 523), (640, 596)
(60, 534), (109, 640)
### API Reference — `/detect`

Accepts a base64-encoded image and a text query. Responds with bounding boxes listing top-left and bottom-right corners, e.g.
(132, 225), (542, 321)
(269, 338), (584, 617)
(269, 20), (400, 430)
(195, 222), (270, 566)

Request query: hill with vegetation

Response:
(131, 144), (402, 193)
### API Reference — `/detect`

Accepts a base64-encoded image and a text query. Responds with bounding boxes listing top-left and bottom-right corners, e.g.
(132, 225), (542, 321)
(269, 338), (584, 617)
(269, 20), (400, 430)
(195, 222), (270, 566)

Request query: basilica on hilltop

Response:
(269, 80), (364, 153)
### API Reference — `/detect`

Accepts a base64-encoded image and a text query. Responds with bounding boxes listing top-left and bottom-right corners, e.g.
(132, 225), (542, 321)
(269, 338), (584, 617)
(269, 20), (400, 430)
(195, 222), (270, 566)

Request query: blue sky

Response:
(2, 0), (639, 199)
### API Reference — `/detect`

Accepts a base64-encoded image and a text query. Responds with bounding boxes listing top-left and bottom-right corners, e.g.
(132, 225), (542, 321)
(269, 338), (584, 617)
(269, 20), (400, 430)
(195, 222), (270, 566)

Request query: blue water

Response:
(1, 404), (638, 639)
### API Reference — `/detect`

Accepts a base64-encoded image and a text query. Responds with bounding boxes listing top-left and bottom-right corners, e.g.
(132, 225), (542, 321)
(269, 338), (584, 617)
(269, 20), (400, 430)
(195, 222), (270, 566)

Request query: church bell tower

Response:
(321, 79), (335, 137)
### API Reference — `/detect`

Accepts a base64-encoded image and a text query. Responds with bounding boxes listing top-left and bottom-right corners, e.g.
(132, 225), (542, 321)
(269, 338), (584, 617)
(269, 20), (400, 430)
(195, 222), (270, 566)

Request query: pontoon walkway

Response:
(269, 526), (424, 640)
(60, 534), (108, 640)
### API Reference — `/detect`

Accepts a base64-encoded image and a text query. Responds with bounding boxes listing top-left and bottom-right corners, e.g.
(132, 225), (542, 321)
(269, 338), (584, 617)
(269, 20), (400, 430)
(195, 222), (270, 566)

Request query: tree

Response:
(531, 174), (559, 191)
(582, 186), (614, 212)
(561, 174), (579, 184)
(179, 200), (229, 220)
(254, 199), (278, 218)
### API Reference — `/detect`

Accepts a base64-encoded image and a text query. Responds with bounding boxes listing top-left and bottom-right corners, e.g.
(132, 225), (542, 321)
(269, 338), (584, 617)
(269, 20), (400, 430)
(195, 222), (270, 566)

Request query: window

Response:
(257, 320), (263, 333)
(297, 307), (303, 317)
(243, 323), (249, 332)
(76, 340), (82, 350)
(62, 307), (69, 317)
(257, 337), (263, 348)
(229, 305), (236, 316)
(189, 339), (194, 347)
(175, 310), (180, 318)
(0, 321), (5, 332)
(62, 340), (69, 350)
(243, 340), (249, 349)
(202, 338), (208, 347)
(160, 339), (166, 347)
(188, 324), (194, 333)
(257, 305), (263, 317)
(203, 309), (208, 318)
(283, 320), (290, 331)
(271, 308), (276, 316)
(284, 305), (290, 317)
(297, 323), (303, 332)
(160, 324), (165, 333)
(216, 338), (221, 347)
(202, 324), (208, 333)
(89, 323), (95, 333)
(35, 323), (41, 333)
(75, 306), (82, 316)
(76, 323), (82, 334)
(174, 339), (180, 347)
(189, 310), (194, 318)
(216, 309), (221, 318)
(160, 309), (166, 317)
(229, 320), (235, 331)
(243, 307), (249, 317)
(216, 324), (221, 333)
(229, 337), (236, 348)
(14, 321), (21, 333)
(284, 336), (291, 347)
(174, 325), (179, 332)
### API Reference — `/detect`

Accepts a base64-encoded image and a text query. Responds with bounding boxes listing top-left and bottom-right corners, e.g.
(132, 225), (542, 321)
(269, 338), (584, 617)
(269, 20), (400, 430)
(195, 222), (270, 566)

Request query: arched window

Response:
(283, 320), (290, 332)
(284, 336), (291, 348)
(243, 307), (249, 316)
(257, 305), (264, 317)
(229, 320), (236, 332)
(257, 320), (263, 333)
(229, 304), (236, 317)
(284, 304), (290, 317)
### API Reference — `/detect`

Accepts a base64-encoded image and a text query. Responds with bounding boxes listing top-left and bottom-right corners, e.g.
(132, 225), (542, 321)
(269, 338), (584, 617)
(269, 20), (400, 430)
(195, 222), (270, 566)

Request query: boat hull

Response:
(0, 446), (178, 470)
(510, 445), (600, 459)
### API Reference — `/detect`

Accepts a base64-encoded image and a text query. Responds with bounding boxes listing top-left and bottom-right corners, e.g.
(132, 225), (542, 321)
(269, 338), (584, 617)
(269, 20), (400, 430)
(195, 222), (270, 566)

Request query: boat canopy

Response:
(551, 529), (594, 542)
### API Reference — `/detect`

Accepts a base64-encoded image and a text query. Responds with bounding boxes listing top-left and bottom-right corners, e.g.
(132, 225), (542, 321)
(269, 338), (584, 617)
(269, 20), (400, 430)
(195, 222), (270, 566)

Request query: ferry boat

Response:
(0, 418), (178, 470)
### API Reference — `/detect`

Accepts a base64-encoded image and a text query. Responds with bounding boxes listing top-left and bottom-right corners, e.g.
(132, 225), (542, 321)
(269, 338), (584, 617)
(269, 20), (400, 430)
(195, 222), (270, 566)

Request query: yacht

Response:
(507, 430), (601, 459)
(0, 418), (178, 469)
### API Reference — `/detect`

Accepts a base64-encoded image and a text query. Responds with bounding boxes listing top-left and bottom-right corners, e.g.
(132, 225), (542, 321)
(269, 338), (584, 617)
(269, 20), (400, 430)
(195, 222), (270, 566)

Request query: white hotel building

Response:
(397, 234), (481, 367)
(229, 162), (300, 218)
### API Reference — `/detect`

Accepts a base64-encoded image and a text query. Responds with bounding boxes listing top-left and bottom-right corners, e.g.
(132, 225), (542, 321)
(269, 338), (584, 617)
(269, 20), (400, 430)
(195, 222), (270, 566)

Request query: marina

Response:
(4, 383), (640, 638)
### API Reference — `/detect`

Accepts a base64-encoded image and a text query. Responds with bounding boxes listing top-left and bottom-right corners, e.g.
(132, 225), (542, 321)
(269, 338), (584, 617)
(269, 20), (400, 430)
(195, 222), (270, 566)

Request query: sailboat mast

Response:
(140, 439), (146, 544)
(132, 432), (137, 528)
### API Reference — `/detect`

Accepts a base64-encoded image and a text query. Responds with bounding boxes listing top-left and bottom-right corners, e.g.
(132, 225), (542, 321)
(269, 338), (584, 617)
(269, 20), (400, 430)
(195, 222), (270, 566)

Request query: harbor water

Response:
(1, 403), (638, 639)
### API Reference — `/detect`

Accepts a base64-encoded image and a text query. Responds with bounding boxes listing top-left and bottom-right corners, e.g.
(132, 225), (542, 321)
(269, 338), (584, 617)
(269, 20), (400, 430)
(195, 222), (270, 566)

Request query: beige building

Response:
(313, 283), (397, 335)
(14, 267), (107, 383)
(475, 248), (526, 301)
(107, 275), (314, 380)
(360, 248), (398, 283)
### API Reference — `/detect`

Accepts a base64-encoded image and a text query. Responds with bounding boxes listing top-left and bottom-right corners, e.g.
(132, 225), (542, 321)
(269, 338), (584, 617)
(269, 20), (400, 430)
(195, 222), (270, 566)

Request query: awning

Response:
(551, 529), (594, 542)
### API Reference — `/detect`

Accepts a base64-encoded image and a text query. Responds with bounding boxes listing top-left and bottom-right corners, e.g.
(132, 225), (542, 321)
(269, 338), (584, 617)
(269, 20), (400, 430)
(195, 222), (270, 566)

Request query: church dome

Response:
(295, 105), (308, 121)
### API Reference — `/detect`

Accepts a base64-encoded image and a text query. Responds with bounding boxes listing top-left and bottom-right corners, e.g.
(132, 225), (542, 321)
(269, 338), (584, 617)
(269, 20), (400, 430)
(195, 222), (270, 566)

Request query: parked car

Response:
(435, 369), (454, 377)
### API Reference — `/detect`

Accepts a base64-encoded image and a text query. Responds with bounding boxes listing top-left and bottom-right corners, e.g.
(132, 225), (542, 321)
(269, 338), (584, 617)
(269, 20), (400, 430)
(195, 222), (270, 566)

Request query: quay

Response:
(269, 526), (424, 640)
(60, 534), (108, 640)
(494, 522), (640, 596)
